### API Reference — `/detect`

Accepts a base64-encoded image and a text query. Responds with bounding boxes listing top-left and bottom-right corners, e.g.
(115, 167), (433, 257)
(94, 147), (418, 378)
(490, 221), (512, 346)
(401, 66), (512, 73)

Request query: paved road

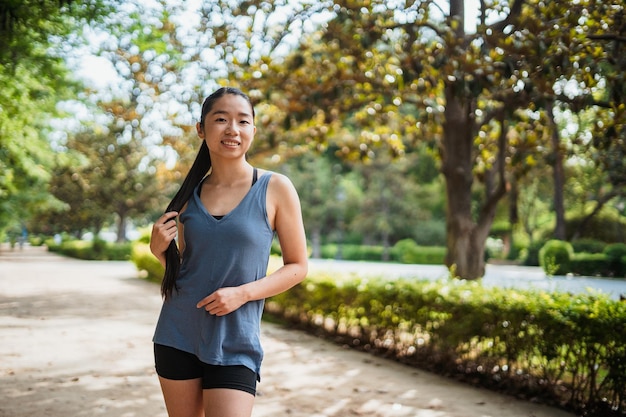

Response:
(308, 258), (626, 300)
(0, 245), (578, 417)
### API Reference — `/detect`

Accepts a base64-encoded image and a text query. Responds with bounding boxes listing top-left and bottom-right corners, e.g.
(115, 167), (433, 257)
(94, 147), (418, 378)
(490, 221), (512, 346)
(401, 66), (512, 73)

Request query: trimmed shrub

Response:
(570, 253), (613, 277)
(571, 238), (606, 254)
(539, 240), (573, 275)
(604, 243), (626, 261)
(47, 239), (131, 260)
(130, 243), (164, 282)
(266, 274), (626, 416)
(604, 243), (626, 277)
(391, 239), (446, 264)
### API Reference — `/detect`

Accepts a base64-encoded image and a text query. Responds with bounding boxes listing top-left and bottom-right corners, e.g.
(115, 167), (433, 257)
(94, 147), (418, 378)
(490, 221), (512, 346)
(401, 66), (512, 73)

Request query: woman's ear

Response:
(196, 122), (204, 139)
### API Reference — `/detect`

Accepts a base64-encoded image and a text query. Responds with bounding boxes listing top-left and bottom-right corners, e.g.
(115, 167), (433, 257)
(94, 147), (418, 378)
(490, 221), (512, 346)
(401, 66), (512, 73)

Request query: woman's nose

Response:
(225, 121), (238, 134)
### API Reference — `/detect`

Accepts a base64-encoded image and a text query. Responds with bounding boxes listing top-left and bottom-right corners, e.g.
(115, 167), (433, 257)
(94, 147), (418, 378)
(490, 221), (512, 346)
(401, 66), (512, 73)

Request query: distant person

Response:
(149, 87), (308, 417)
(19, 226), (27, 249)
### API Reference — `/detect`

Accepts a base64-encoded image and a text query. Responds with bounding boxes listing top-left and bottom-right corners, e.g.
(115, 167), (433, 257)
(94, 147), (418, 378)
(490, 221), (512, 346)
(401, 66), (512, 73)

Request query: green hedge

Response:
(571, 238), (606, 254)
(539, 241), (626, 277)
(570, 253), (615, 277)
(266, 275), (626, 416)
(318, 241), (446, 264)
(390, 239), (446, 264)
(46, 239), (131, 261)
(321, 244), (386, 261)
(131, 243), (165, 282)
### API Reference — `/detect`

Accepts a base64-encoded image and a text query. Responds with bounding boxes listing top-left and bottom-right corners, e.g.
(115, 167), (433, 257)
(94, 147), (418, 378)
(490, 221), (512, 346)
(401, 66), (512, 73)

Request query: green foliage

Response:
(571, 238), (607, 254)
(539, 240), (574, 275)
(390, 239), (446, 264)
(131, 243), (164, 282)
(412, 218), (446, 246)
(566, 210), (626, 243)
(0, 0), (114, 238)
(321, 244), (385, 261)
(46, 239), (131, 260)
(270, 237), (282, 256)
(604, 243), (626, 261)
(522, 240), (545, 266)
(569, 253), (617, 277)
(604, 243), (626, 277)
(266, 275), (626, 416)
(49, 125), (161, 239)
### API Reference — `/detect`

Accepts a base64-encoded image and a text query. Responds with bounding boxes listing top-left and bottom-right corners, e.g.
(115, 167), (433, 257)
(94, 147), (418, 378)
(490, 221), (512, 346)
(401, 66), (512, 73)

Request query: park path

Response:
(0, 245), (577, 417)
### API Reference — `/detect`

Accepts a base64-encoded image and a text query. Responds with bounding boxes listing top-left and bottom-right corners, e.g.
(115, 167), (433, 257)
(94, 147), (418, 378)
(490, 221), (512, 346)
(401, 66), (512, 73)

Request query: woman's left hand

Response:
(196, 287), (247, 316)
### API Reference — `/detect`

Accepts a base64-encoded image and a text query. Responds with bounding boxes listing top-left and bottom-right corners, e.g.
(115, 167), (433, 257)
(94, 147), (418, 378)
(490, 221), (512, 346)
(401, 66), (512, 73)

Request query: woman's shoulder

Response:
(260, 169), (295, 190)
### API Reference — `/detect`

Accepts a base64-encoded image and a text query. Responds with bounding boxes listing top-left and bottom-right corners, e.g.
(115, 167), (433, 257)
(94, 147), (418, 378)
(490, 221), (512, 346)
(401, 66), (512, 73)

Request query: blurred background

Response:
(1, 0), (624, 280)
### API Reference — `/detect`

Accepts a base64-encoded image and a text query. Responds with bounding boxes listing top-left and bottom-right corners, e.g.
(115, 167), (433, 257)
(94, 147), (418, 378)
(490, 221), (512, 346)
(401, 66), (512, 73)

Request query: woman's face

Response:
(196, 94), (256, 159)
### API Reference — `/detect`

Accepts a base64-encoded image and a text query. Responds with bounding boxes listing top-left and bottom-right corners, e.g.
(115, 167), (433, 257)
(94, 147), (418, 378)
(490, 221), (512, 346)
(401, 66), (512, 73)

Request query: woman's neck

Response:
(207, 161), (253, 186)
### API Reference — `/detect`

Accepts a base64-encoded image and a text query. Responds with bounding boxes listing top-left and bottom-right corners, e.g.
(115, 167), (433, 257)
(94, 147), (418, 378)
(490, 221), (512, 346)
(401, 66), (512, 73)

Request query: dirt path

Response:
(0, 245), (577, 417)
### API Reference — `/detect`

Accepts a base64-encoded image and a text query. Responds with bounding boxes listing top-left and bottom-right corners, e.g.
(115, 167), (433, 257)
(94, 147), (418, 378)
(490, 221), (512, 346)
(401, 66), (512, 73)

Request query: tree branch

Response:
(588, 34), (626, 43)
(478, 111), (508, 231)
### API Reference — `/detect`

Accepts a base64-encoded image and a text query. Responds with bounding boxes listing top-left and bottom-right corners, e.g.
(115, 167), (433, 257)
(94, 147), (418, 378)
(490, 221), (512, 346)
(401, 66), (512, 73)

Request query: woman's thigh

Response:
(159, 377), (203, 417)
(203, 388), (255, 417)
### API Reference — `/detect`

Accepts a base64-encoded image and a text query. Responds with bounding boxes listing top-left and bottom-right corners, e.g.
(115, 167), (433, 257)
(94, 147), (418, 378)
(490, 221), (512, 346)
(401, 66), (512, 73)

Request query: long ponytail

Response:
(161, 141), (210, 299)
(160, 86), (254, 299)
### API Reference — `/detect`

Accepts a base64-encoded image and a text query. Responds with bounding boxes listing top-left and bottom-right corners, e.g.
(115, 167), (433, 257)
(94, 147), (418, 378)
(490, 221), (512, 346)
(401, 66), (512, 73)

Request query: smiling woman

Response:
(148, 86), (308, 417)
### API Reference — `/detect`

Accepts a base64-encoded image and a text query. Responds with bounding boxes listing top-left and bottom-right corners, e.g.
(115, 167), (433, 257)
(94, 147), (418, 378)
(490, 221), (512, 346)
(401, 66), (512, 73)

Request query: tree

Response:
(237, 0), (624, 279)
(56, 123), (160, 241)
(0, 0), (114, 236)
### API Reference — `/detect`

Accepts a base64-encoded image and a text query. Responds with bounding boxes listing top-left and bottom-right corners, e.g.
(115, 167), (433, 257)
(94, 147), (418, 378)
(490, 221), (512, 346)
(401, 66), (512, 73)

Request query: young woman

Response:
(149, 87), (308, 417)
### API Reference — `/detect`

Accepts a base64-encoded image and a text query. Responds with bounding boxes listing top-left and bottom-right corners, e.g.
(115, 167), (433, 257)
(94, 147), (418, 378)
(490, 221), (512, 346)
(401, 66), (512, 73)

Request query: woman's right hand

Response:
(150, 212), (179, 258)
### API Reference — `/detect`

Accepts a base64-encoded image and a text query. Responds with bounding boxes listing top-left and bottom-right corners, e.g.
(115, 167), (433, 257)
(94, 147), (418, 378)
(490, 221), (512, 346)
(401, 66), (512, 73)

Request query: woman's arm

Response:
(197, 173), (308, 315)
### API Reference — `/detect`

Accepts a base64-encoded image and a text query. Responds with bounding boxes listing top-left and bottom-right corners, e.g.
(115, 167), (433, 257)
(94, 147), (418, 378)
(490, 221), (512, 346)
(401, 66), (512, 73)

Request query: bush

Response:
(603, 243), (626, 277)
(412, 219), (446, 246)
(341, 244), (385, 261)
(130, 243), (164, 282)
(570, 253), (614, 277)
(391, 239), (446, 264)
(539, 240), (573, 275)
(522, 240), (545, 266)
(266, 274), (626, 416)
(571, 238), (606, 254)
(46, 239), (131, 260)
(604, 242), (626, 261)
(320, 244), (386, 261)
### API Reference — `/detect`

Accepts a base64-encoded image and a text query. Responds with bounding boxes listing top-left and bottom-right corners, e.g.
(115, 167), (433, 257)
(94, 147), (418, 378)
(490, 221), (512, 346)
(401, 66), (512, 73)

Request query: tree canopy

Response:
(1, 0), (624, 274)
(0, 0), (114, 235)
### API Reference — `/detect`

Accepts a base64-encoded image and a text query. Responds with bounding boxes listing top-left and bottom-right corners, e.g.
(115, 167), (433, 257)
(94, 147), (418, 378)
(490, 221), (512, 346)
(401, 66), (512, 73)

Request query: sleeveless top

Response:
(153, 172), (274, 379)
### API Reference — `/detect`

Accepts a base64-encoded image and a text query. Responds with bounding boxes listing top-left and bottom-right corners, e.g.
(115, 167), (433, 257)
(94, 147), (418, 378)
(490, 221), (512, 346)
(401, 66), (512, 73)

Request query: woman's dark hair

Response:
(161, 87), (254, 299)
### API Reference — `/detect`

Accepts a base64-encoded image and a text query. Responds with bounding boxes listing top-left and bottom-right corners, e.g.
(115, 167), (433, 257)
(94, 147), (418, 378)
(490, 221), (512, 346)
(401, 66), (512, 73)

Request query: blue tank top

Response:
(153, 172), (274, 379)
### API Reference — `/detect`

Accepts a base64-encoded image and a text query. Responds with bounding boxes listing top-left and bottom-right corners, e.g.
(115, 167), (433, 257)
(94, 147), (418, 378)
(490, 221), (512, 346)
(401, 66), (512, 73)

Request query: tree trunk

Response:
(507, 178), (519, 259)
(441, 83), (510, 279)
(546, 101), (566, 240)
(116, 213), (127, 243)
(441, 85), (486, 279)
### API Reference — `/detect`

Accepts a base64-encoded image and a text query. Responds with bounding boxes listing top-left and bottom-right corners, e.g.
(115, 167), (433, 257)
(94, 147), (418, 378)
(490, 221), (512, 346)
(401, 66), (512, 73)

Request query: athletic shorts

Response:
(154, 344), (257, 396)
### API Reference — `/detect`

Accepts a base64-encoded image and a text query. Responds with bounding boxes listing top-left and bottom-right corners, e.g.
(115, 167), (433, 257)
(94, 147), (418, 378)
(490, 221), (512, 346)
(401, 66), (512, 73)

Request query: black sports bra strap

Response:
(252, 167), (258, 186)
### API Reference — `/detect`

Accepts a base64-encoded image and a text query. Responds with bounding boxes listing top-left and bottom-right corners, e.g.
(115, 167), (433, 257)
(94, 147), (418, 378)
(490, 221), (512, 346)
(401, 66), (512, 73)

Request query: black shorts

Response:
(154, 344), (257, 396)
